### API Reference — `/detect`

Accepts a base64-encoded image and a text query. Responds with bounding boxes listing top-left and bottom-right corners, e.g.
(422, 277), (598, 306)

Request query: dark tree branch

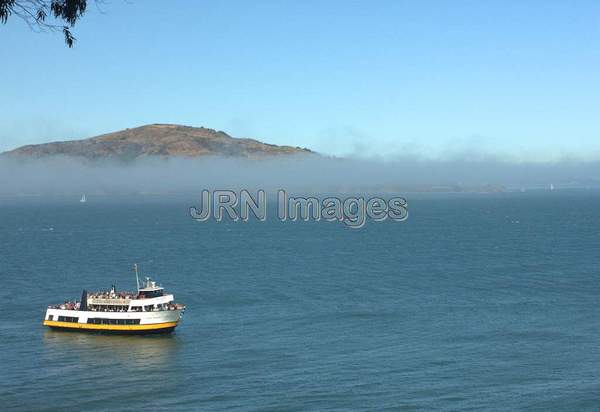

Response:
(0, 0), (93, 47)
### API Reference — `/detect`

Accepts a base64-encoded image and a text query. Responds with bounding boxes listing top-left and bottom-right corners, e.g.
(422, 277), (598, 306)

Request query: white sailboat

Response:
(80, 194), (87, 203)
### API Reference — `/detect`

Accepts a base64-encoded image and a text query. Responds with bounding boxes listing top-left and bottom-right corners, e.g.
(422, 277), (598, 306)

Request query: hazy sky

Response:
(1, 1), (599, 160)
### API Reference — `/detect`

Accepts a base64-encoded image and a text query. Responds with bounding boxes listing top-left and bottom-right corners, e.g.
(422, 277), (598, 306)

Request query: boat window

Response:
(138, 290), (164, 299)
(48, 315), (53, 321)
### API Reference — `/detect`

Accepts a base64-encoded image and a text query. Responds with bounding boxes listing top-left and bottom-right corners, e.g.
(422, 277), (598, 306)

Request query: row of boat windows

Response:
(88, 304), (170, 312)
(87, 318), (141, 325)
(49, 315), (141, 325)
(56, 316), (79, 323)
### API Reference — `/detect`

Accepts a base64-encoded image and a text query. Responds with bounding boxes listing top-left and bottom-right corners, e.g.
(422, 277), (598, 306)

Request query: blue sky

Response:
(0, 0), (599, 160)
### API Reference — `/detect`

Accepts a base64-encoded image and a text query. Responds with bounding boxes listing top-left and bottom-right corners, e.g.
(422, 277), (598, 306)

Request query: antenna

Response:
(134, 263), (140, 293)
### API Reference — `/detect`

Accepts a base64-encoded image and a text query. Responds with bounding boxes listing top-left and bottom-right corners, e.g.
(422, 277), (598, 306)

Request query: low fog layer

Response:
(2, 155), (600, 196)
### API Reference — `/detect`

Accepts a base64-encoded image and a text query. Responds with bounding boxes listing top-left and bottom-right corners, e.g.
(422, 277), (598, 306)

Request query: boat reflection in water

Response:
(43, 328), (180, 369)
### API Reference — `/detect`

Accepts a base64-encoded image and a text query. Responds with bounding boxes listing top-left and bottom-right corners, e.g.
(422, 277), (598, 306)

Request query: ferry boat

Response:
(43, 265), (185, 334)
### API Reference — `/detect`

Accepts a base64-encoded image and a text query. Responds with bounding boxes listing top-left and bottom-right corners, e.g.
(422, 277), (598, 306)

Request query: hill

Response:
(3, 124), (314, 160)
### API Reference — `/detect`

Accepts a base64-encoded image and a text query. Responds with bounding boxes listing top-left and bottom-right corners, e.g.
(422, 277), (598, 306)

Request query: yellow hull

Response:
(43, 320), (178, 332)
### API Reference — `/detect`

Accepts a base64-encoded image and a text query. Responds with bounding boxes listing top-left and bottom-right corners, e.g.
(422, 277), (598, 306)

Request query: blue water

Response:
(2, 192), (600, 411)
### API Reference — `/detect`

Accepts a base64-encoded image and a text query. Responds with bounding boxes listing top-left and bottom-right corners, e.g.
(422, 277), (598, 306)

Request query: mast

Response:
(134, 263), (140, 293)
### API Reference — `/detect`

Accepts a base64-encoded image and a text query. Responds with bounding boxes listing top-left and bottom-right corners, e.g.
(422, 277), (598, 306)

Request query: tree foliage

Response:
(0, 0), (89, 47)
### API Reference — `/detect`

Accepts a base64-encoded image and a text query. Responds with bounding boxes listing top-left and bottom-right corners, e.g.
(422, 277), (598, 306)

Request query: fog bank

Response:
(2, 154), (600, 196)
